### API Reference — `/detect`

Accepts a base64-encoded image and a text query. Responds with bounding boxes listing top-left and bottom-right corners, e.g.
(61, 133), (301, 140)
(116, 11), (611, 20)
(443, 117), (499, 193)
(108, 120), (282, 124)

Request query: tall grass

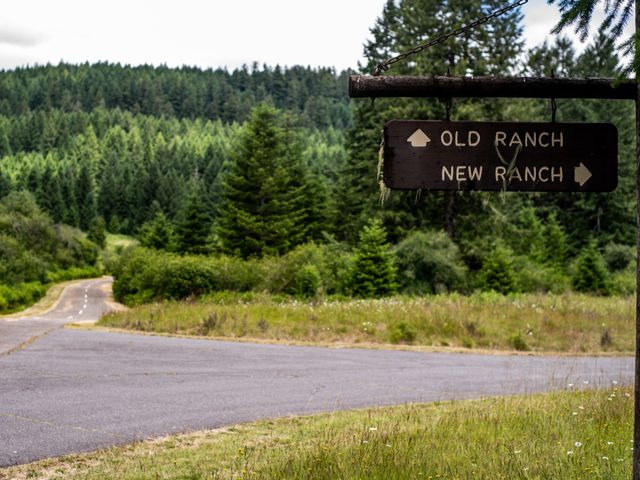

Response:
(4, 387), (632, 480)
(98, 292), (634, 353)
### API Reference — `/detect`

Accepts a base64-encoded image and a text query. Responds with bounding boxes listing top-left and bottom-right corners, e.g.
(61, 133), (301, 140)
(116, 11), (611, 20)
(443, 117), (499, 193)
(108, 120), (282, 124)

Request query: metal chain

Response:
(372, 0), (528, 76)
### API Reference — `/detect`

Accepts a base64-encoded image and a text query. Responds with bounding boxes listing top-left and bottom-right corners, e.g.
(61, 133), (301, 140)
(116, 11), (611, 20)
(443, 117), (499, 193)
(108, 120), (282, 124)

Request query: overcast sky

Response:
(0, 0), (630, 72)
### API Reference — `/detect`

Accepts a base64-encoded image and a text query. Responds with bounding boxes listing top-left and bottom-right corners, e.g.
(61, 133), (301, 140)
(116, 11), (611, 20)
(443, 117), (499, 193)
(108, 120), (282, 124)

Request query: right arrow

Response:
(574, 162), (592, 187)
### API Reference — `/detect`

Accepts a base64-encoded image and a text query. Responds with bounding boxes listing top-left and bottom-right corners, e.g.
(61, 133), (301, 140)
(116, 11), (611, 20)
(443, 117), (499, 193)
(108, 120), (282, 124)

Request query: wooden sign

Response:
(383, 120), (618, 192)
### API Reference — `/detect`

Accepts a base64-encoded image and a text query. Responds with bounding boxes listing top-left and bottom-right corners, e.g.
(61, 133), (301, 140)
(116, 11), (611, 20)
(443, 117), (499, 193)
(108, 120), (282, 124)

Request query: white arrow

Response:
(574, 163), (592, 187)
(407, 129), (431, 147)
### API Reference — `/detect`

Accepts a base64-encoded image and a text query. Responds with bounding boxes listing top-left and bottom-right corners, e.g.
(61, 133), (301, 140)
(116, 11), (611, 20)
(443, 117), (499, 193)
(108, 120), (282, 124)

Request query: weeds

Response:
(99, 292), (634, 353)
(3, 388), (632, 480)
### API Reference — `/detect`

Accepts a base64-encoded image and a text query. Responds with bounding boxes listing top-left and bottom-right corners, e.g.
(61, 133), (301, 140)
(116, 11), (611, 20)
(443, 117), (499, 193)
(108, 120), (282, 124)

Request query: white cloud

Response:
(0, 1), (632, 71)
(0, 21), (44, 48)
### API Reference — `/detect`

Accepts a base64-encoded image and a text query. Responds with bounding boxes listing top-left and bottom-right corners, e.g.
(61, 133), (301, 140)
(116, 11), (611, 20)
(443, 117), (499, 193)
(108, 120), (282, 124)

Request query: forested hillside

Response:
(0, 0), (636, 302)
(0, 63), (352, 128)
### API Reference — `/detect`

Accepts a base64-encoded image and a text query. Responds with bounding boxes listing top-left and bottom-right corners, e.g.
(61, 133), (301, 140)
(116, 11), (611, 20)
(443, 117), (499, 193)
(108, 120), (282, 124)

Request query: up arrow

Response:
(574, 162), (592, 187)
(407, 129), (431, 147)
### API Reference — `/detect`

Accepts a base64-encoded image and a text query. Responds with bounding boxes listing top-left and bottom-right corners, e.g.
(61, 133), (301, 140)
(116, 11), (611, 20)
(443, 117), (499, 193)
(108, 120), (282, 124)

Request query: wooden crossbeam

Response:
(349, 75), (637, 100)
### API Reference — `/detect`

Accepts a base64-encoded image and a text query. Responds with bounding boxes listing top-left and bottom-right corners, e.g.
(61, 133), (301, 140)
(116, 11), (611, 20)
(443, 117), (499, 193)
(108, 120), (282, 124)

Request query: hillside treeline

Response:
(0, 63), (352, 129)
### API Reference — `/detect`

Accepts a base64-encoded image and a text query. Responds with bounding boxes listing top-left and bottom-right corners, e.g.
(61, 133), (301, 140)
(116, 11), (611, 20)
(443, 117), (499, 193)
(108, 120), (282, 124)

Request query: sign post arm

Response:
(350, 75), (637, 100)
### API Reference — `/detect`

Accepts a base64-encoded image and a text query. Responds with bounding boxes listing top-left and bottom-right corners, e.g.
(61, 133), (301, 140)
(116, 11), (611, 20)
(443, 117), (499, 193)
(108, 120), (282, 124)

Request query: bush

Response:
(389, 322), (417, 344)
(394, 230), (467, 294)
(603, 243), (635, 272)
(511, 256), (569, 294)
(0, 282), (48, 313)
(0, 192), (99, 284)
(261, 243), (327, 298)
(112, 248), (262, 304)
(46, 266), (102, 283)
(610, 269), (635, 295)
(509, 333), (530, 351)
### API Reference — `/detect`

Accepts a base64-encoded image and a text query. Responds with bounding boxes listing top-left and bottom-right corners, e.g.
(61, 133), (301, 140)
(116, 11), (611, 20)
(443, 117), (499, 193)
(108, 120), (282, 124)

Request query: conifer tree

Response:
(0, 170), (11, 199)
(38, 163), (65, 223)
(542, 214), (568, 269)
(216, 103), (306, 258)
(139, 212), (177, 251)
(478, 244), (517, 295)
(347, 218), (397, 298)
(59, 164), (80, 227)
(87, 216), (107, 248)
(175, 185), (212, 254)
(76, 162), (97, 231)
(572, 243), (610, 295)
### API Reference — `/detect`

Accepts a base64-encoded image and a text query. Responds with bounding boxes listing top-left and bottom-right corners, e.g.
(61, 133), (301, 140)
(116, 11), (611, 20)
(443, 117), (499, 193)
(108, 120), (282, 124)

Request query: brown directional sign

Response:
(383, 120), (617, 192)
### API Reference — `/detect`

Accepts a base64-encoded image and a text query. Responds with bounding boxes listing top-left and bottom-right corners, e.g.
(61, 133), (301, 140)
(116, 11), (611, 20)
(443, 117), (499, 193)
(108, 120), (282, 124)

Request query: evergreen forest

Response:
(0, 0), (636, 308)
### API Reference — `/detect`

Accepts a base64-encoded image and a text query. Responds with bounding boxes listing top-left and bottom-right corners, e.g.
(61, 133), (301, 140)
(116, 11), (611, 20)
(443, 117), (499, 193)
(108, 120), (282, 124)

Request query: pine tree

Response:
(478, 244), (518, 294)
(0, 124), (12, 157)
(0, 169), (11, 199)
(542, 214), (568, 269)
(59, 164), (80, 227)
(216, 103), (306, 258)
(347, 218), (397, 298)
(175, 186), (212, 254)
(138, 212), (177, 251)
(38, 163), (65, 223)
(87, 216), (107, 248)
(76, 162), (97, 230)
(572, 243), (610, 295)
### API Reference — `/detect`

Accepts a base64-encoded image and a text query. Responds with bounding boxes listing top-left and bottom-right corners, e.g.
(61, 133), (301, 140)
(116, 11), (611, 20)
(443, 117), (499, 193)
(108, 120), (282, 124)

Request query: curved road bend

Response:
(0, 277), (115, 355)
(0, 279), (634, 467)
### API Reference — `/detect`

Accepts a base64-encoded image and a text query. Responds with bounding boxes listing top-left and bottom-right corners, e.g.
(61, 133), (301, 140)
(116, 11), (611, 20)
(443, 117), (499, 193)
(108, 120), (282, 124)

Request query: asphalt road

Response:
(0, 280), (634, 467)
(0, 277), (115, 355)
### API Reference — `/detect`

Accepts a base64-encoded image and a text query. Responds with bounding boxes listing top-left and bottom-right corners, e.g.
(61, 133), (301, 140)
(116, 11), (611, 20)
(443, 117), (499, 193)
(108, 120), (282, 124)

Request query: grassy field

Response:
(105, 233), (138, 249)
(97, 292), (634, 353)
(2, 387), (632, 480)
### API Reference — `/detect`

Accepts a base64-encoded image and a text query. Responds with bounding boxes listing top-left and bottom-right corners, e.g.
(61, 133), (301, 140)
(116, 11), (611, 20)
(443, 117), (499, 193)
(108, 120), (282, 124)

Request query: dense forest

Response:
(0, 0), (636, 305)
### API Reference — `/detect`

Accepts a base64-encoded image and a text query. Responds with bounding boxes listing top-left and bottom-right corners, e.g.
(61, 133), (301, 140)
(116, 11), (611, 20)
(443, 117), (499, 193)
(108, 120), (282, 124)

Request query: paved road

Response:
(0, 277), (115, 355)
(0, 280), (634, 467)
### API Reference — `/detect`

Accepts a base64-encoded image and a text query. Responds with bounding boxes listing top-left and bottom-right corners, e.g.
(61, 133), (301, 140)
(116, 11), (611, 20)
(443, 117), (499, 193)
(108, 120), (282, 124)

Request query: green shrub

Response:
(610, 269), (635, 295)
(0, 282), (48, 313)
(604, 243), (635, 272)
(389, 322), (417, 344)
(511, 256), (569, 294)
(262, 243), (327, 298)
(46, 266), (102, 283)
(0, 192), (99, 285)
(289, 264), (321, 298)
(571, 244), (610, 295)
(112, 248), (262, 304)
(509, 333), (530, 351)
(393, 230), (467, 294)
